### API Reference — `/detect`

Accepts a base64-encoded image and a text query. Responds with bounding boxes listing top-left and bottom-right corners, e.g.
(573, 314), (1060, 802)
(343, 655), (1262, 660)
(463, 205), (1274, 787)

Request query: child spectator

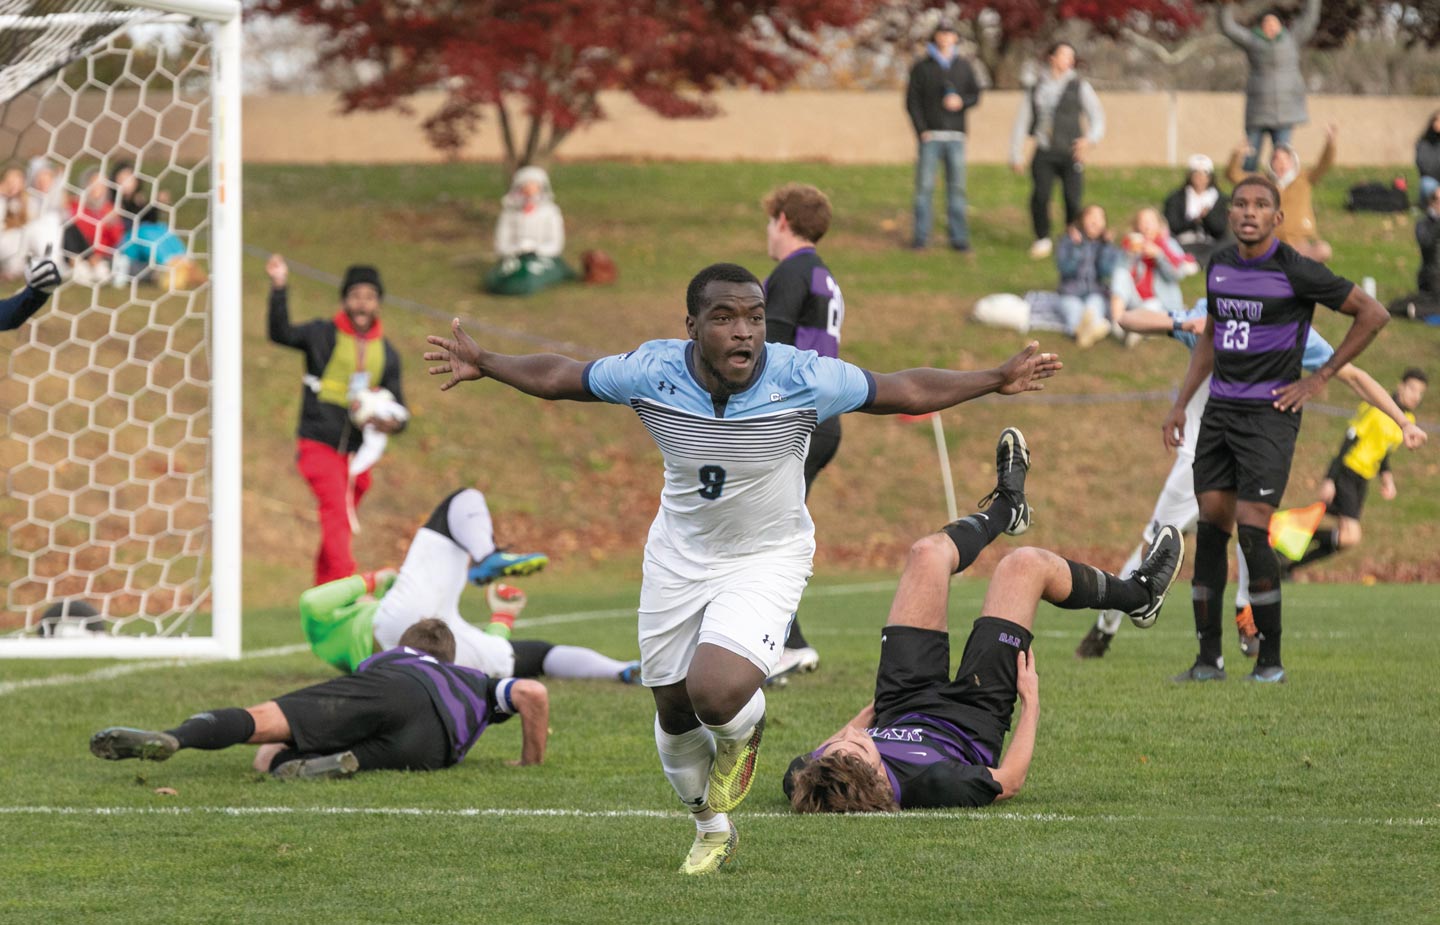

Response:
(63, 167), (123, 286)
(25, 157), (66, 261)
(1220, 0), (1321, 172)
(1163, 154), (1230, 262)
(1, 165), (31, 280)
(484, 165), (576, 296)
(1055, 204), (1119, 348)
(1109, 207), (1195, 336)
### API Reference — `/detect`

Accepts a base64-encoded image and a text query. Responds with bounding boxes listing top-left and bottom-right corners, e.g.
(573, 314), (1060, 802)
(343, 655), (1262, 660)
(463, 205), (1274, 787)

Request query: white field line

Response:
(0, 582), (895, 697)
(0, 805), (1430, 827)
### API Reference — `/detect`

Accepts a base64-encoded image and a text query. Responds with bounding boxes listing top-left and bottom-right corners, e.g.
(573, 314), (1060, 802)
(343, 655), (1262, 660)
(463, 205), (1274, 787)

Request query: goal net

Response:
(0, 0), (241, 658)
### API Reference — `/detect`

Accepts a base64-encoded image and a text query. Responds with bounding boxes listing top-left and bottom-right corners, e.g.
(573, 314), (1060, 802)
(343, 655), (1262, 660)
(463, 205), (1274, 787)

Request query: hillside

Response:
(241, 161), (1440, 605)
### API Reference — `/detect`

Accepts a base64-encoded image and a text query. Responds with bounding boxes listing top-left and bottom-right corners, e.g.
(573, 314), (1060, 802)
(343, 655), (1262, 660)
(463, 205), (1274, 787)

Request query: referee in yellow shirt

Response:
(1287, 368), (1428, 572)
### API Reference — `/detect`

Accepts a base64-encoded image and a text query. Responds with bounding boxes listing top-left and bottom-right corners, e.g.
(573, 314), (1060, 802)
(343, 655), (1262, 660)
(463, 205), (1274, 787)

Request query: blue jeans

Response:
(1057, 293), (1107, 335)
(913, 137), (969, 248)
(1243, 125), (1294, 172)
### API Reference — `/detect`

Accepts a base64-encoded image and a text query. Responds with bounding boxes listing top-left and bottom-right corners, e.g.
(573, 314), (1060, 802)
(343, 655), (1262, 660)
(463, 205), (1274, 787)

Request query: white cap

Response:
(1187, 154), (1214, 174)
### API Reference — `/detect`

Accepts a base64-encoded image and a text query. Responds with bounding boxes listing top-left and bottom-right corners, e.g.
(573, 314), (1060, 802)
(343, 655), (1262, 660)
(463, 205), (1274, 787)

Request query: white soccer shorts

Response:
(636, 545), (812, 687)
(372, 527), (515, 678)
(1142, 379), (1210, 544)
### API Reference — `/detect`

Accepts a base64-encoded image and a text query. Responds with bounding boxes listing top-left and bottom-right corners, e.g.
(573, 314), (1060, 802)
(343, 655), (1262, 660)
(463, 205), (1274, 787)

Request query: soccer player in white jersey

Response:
(425, 262), (1062, 874)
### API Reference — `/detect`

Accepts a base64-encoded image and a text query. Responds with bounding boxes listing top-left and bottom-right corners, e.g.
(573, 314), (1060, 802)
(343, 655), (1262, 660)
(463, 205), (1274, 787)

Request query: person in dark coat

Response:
(905, 23), (982, 252)
(1416, 110), (1440, 205)
(1163, 153), (1231, 262)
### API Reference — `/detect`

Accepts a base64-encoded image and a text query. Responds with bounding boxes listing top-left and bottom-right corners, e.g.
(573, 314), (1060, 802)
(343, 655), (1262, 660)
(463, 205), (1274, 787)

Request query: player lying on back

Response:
(301, 487), (638, 684)
(784, 428), (1184, 811)
(0, 258), (61, 331)
(91, 619), (549, 777)
(425, 262), (1062, 874)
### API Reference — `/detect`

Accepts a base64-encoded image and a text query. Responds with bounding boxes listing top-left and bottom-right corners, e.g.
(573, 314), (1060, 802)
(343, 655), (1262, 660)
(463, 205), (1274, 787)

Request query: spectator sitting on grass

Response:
(1388, 184), (1440, 322)
(62, 167), (123, 286)
(1109, 207), (1196, 342)
(1055, 204), (1119, 349)
(1163, 154), (1230, 262)
(484, 165), (577, 296)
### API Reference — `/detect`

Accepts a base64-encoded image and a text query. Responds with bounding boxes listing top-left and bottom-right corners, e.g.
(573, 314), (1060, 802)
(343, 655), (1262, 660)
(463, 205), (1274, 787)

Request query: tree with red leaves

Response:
(253, 0), (874, 168)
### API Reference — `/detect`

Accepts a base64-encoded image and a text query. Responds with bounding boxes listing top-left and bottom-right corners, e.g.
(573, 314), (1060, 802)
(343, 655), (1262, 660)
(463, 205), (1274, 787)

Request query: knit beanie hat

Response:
(341, 265), (383, 298)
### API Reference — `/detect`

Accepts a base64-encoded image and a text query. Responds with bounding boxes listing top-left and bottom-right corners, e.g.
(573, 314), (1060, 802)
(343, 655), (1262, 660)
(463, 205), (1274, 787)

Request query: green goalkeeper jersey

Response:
(299, 574), (384, 673)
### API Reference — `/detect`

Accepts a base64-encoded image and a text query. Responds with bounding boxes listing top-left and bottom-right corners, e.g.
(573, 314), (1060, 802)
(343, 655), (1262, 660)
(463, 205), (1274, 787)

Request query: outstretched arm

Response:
(862, 342), (1062, 415)
(425, 318), (596, 400)
(1273, 287), (1388, 412)
(989, 649), (1038, 801)
(1333, 364), (1427, 447)
(508, 679), (550, 766)
(0, 258), (61, 331)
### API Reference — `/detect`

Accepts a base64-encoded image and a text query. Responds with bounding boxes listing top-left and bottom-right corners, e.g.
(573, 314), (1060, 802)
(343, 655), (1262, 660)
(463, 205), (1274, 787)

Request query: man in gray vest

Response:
(1009, 42), (1105, 260)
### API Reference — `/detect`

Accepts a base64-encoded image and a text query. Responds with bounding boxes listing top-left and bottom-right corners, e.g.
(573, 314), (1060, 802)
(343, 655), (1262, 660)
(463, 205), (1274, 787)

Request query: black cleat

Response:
(1075, 625), (1115, 659)
(1128, 524), (1184, 628)
(271, 750), (360, 780)
(90, 727), (179, 762)
(978, 427), (1032, 535)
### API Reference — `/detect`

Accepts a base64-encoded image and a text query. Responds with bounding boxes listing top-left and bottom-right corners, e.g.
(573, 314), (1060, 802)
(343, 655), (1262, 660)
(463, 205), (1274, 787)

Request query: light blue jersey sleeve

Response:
(804, 355), (876, 422)
(1170, 299), (1210, 352)
(582, 347), (647, 405)
(1301, 329), (1335, 372)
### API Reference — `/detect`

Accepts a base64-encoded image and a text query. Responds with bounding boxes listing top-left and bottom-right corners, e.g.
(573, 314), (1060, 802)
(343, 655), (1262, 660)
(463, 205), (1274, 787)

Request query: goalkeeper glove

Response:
(26, 257), (62, 294)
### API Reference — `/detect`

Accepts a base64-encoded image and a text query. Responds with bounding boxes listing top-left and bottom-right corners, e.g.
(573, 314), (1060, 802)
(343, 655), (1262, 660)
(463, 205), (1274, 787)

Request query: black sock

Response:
(1239, 524), (1283, 668)
(166, 707), (256, 751)
(1192, 522), (1230, 667)
(1057, 559), (1149, 613)
(943, 501), (1011, 574)
(1293, 528), (1340, 569)
(783, 618), (810, 650)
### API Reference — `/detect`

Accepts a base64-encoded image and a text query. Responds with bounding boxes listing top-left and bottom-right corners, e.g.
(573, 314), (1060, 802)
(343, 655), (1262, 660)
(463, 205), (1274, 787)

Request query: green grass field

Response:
(2, 575), (1437, 923)
(4, 160), (1439, 922)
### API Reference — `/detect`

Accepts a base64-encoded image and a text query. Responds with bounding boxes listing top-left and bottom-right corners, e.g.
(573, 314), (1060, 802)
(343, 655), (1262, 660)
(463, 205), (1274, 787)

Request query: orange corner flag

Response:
(1270, 502), (1327, 562)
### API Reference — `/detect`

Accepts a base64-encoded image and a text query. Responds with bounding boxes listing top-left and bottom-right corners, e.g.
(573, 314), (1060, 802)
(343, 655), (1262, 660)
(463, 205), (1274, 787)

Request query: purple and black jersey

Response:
(356, 647), (509, 764)
(764, 248), (844, 358)
(1205, 240), (1353, 406)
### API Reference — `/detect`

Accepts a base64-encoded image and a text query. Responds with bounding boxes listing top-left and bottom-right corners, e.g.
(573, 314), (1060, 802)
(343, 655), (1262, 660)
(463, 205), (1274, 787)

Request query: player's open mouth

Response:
(727, 349), (753, 367)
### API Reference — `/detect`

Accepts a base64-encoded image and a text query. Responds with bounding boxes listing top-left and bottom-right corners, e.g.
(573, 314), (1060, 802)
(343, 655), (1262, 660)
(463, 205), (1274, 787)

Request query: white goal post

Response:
(0, 0), (241, 658)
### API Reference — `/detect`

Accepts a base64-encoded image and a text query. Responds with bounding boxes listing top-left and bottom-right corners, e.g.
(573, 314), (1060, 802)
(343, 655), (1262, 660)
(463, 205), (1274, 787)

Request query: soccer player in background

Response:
(784, 431), (1183, 812)
(424, 262), (1061, 874)
(300, 486), (637, 684)
(760, 182), (844, 681)
(266, 254), (407, 584)
(90, 618), (550, 776)
(1282, 368), (1428, 574)
(1163, 175), (1389, 684)
(0, 256), (61, 331)
(1076, 304), (1425, 660)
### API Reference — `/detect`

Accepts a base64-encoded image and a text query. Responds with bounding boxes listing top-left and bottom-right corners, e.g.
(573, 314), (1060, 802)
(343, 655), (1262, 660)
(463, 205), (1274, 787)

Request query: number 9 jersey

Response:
(582, 339), (875, 567)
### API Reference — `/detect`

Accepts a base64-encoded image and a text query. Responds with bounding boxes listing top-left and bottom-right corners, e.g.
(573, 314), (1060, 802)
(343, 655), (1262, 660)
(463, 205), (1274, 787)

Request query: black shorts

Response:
(1192, 400), (1301, 505)
(803, 417), (842, 494)
(510, 639), (553, 678)
(274, 670), (451, 771)
(872, 618), (1033, 761)
(1324, 460), (1368, 520)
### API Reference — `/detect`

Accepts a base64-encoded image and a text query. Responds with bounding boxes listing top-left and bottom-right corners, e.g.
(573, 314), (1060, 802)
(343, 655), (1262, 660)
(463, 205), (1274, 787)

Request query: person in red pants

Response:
(267, 254), (407, 584)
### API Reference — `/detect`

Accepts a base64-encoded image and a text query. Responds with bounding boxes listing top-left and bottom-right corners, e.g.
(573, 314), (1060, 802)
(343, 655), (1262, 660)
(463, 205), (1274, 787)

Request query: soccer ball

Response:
(348, 387), (407, 427)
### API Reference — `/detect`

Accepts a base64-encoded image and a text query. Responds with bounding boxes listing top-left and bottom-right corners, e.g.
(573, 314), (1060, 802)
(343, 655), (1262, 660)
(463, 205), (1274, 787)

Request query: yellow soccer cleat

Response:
(706, 716), (764, 813)
(680, 822), (738, 876)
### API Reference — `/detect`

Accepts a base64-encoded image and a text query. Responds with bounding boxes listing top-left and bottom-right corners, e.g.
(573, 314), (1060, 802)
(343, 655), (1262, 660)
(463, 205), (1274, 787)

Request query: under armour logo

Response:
(762, 634), (776, 651)
(657, 379), (677, 395)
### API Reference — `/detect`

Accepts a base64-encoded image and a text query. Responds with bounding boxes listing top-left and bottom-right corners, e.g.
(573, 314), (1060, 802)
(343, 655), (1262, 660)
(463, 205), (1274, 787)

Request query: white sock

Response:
(1234, 553), (1251, 611)
(1096, 543), (1146, 634)
(540, 645), (631, 680)
(705, 688), (765, 743)
(654, 716), (714, 812)
(447, 489), (497, 562)
(695, 812), (730, 834)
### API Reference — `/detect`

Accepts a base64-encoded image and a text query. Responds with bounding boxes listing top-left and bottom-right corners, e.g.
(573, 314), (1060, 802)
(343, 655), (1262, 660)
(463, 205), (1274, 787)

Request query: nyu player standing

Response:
(425, 262), (1062, 874)
(761, 182), (846, 679)
(1076, 301), (1420, 660)
(1163, 176), (1388, 684)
